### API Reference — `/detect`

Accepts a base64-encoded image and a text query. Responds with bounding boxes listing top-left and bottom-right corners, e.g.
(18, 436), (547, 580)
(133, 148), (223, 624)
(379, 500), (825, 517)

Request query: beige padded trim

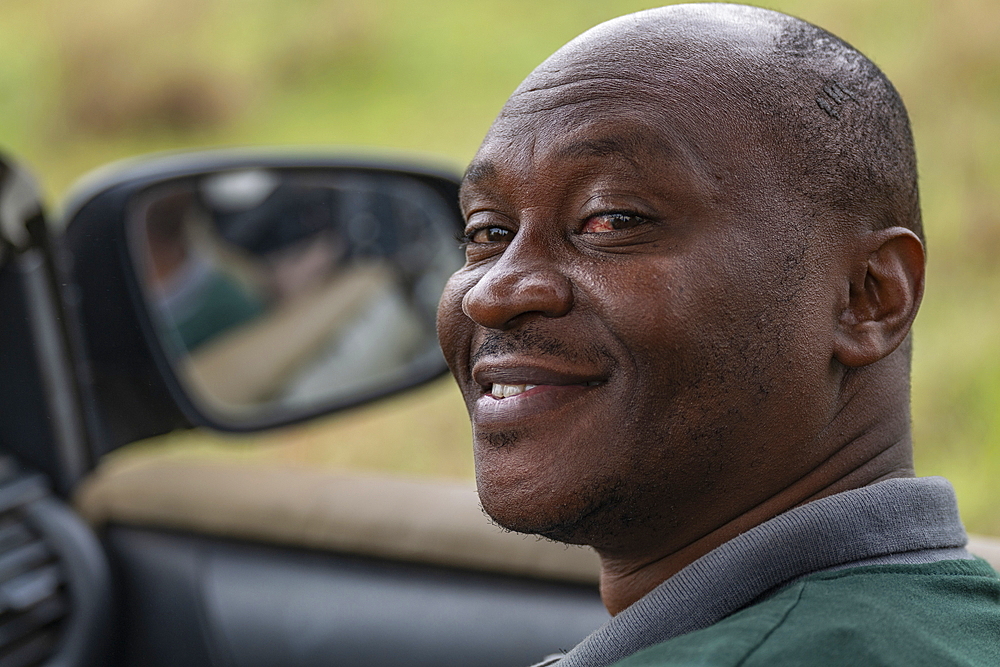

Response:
(967, 534), (1000, 571)
(74, 456), (601, 585)
(75, 455), (1000, 586)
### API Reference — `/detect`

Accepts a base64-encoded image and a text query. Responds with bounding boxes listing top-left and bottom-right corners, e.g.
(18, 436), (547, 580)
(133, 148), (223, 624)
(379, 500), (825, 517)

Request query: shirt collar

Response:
(557, 476), (969, 667)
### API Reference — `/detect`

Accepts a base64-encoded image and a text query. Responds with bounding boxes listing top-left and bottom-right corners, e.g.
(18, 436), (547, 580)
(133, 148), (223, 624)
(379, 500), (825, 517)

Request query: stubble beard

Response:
(474, 428), (678, 551)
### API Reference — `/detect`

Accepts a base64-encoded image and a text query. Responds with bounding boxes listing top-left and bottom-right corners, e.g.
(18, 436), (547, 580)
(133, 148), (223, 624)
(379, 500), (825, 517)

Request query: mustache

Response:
(470, 327), (612, 367)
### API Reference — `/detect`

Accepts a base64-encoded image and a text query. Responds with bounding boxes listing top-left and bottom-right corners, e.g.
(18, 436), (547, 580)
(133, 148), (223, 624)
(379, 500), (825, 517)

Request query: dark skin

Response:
(436, 6), (925, 615)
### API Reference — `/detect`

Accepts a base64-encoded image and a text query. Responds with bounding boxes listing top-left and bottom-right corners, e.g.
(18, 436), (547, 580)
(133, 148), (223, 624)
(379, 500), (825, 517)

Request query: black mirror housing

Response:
(59, 149), (464, 457)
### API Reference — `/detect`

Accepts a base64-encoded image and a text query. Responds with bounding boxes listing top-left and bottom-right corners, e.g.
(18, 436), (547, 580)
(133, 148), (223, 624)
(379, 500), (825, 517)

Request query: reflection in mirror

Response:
(130, 168), (462, 426)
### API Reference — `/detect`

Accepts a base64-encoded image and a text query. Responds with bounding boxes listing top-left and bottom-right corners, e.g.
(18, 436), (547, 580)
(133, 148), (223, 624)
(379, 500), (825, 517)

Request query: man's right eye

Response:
(468, 226), (513, 244)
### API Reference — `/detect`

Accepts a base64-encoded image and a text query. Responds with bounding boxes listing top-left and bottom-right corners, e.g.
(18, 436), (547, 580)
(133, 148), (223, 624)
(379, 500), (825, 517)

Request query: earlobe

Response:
(833, 228), (925, 368)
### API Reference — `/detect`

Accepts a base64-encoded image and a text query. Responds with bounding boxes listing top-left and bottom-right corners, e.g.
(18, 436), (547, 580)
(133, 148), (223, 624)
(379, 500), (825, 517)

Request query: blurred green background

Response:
(2, 0), (999, 533)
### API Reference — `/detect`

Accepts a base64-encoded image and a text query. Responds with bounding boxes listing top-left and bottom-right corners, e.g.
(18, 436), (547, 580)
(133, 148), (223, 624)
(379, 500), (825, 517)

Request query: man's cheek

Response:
(436, 277), (475, 372)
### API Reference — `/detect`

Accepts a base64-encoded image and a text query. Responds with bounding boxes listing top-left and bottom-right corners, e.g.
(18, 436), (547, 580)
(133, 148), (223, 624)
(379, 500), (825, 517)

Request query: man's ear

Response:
(834, 227), (925, 368)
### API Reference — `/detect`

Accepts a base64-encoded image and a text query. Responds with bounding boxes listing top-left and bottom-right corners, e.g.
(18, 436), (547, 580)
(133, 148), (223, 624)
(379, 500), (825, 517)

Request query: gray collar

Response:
(555, 477), (970, 667)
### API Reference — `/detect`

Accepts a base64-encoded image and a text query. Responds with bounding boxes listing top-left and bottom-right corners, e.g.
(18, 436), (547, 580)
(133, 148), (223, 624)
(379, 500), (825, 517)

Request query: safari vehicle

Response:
(0, 149), (611, 667)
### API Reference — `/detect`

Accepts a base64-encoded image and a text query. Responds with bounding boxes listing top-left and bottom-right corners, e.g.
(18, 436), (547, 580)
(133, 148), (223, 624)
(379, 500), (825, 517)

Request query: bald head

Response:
(485, 4), (920, 242)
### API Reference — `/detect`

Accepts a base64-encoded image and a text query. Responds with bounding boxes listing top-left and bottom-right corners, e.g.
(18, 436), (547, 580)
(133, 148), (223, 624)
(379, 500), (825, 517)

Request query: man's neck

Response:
(595, 442), (915, 616)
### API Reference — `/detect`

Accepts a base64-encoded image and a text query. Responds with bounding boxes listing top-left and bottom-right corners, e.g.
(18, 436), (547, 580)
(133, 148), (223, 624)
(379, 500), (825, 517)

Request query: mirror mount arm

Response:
(0, 157), (94, 495)
(19, 225), (94, 494)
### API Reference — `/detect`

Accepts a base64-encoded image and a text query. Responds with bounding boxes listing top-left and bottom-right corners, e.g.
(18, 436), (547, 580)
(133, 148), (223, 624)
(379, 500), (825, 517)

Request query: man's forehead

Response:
(464, 70), (779, 198)
(460, 98), (750, 207)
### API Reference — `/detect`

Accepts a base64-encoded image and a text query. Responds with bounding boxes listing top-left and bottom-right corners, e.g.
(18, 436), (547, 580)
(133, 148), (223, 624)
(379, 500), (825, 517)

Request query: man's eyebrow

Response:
(462, 161), (496, 186)
(554, 133), (670, 170)
(463, 134), (654, 187)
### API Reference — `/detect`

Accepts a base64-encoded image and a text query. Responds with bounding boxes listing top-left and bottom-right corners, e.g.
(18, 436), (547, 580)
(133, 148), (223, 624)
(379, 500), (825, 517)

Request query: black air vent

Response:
(0, 465), (69, 667)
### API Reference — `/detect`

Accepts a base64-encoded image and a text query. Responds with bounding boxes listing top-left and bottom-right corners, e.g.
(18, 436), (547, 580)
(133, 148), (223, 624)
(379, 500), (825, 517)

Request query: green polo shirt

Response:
(613, 559), (1000, 667)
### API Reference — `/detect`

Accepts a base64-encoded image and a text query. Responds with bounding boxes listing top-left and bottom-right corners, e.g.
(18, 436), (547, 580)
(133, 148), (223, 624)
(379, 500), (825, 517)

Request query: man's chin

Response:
(478, 484), (628, 547)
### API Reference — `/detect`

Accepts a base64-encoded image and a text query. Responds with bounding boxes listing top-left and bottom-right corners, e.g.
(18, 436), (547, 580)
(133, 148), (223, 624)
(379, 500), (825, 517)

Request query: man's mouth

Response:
(488, 380), (602, 399)
(469, 355), (609, 426)
(490, 383), (538, 399)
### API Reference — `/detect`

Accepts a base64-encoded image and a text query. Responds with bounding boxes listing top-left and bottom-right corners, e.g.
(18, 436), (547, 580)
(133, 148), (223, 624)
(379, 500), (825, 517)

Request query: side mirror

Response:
(61, 150), (464, 450)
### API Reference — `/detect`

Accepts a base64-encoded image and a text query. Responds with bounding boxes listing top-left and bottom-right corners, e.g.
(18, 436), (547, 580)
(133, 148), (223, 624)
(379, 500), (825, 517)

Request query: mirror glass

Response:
(128, 168), (462, 426)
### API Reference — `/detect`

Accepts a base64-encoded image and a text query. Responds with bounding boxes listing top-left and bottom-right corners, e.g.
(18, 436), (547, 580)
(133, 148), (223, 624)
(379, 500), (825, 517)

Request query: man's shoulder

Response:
(611, 559), (1000, 667)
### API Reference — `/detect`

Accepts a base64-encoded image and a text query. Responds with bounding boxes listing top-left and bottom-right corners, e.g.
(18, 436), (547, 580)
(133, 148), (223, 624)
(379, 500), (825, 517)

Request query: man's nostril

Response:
(462, 268), (573, 330)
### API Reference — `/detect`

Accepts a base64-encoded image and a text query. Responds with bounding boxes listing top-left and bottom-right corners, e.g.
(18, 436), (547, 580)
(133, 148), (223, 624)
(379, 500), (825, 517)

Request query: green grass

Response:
(3, 0), (999, 533)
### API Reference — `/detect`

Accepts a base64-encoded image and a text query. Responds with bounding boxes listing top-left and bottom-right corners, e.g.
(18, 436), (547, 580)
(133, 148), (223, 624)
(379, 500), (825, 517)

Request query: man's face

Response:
(437, 80), (844, 554)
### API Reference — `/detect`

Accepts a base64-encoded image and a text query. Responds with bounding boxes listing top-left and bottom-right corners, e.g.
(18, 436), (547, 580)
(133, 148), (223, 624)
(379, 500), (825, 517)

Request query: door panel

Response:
(107, 527), (609, 667)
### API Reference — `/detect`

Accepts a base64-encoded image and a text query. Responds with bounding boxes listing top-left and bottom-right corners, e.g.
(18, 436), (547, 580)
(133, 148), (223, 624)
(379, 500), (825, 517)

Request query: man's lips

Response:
(471, 360), (607, 396)
(470, 358), (607, 425)
(488, 381), (601, 399)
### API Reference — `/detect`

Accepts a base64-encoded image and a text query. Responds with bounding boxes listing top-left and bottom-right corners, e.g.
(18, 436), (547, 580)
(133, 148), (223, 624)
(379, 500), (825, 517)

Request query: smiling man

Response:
(436, 4), (1000, 666)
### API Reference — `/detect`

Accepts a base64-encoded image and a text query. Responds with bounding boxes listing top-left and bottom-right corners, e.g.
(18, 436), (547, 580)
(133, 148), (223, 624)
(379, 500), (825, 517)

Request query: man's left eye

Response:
(581, 212), (646, 233)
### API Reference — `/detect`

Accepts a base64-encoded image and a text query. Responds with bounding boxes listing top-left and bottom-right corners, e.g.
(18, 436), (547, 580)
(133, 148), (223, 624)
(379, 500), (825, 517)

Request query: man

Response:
(436, 3), (1000, 666)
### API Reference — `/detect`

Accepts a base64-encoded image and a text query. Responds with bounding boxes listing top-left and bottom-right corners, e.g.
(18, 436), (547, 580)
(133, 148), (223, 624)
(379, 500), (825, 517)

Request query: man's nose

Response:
(461, 251), (573, 330)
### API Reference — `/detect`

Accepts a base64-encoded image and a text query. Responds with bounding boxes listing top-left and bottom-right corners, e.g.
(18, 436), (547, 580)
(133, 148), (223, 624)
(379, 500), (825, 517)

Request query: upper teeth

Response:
(491, 383), (537, 398)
